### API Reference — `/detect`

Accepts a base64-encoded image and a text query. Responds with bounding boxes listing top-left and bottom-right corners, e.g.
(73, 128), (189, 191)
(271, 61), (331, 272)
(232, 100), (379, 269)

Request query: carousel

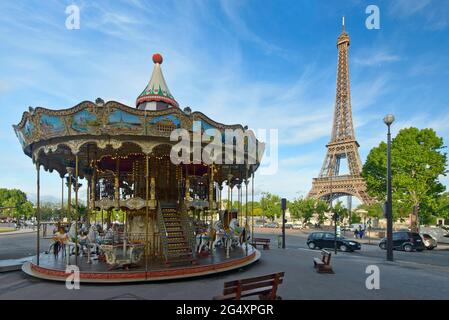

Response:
(13, 53), (263, 282)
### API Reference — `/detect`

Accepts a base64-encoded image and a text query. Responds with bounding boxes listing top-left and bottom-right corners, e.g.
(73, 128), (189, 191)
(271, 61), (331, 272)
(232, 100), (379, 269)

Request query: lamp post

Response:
(384, 114), (395, 262)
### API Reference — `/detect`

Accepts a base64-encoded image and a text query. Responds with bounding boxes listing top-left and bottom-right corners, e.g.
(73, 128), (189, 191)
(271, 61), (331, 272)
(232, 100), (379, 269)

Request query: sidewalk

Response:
(0, 256), (33, 272)
(0, 228), (36, 236)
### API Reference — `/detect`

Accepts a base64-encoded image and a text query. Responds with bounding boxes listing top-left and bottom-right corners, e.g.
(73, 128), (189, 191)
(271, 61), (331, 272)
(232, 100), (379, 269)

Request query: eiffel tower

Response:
(308, 18), (373, 204)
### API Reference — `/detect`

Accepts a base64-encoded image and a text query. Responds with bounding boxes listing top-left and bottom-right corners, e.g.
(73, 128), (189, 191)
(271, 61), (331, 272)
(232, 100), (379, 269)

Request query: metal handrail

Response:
(179, 202), (196, 254)
(156, 203), (169, 261)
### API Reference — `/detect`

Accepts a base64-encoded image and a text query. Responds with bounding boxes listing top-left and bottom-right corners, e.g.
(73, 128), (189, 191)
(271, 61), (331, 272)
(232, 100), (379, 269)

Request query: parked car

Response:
(379, 231), (425, 252)
(292, 223), (303, 229)
(284, 223), (293, 229)
(265, 222), (279, 228)
(306, 232), (361, 252)
(420, 233), (437, 250)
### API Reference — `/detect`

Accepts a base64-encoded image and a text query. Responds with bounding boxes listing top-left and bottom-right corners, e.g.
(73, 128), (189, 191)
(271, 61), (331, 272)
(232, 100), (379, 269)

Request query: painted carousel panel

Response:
(107, 109), (143, 132)
(39, 114), (66, 136)
(70, 108), (100, 133)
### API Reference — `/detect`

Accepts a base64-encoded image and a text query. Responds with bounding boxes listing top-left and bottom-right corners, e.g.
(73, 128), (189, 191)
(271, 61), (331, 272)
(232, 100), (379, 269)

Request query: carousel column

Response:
(61, 175), (65, 221)
(66, 166), (73, 265)
(237, 184), (242, 226)
(67, 170), (72, 224)
(251, 172), (255, 242)
(145, 154), (149, 278)
(185, 175), (190, 204)
(227, 180), (231, 211)
(86, 175), (89, 225)
(90, 167), (96, 224)
(36, 162), (41, 265)
(219, 184), (223, 211)
(115, 157), (120, 210)
(75, 155), (79, 265)
(208, 165), (215, 224)
(150, 160), (156, 257)
(245, 177), (249, 254)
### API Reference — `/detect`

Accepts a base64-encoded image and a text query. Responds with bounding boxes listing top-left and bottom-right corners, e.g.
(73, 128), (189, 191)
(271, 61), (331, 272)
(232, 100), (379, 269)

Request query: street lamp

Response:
(383, 114), (395, 262)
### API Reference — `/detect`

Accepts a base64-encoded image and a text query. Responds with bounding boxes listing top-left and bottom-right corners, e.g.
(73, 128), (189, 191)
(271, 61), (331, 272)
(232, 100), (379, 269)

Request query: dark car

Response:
(379, 231), (425, 252)
(307, 232), (361, 252)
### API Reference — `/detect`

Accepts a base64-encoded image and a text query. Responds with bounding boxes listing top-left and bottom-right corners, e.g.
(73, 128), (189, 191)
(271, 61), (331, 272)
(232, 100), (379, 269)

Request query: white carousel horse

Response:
(66, 222), (81, 261)
(229, 218), (250, 245)
(196, 224), (215, 254)
(222, 228), (238, 258)
(82, 224), (100, 263)
(211, 220), (226, 249)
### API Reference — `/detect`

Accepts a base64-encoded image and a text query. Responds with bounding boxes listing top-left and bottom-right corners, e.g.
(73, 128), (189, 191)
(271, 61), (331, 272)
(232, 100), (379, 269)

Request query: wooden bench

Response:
(251, 237), (270, 250)
(213, 272), (284, 300)
(313, 249), (334, 273)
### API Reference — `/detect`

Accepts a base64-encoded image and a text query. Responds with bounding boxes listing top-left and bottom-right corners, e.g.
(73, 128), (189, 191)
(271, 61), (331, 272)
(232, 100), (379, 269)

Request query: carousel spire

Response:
(136, 53), (179, 110)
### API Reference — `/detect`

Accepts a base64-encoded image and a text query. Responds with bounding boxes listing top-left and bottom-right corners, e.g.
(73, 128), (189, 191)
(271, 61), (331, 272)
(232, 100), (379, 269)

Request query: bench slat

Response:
(252, 238), (270, 243)
(214, 286), (274, 300)
(224, 272), (285, 287)
(223, 279), (284, 295)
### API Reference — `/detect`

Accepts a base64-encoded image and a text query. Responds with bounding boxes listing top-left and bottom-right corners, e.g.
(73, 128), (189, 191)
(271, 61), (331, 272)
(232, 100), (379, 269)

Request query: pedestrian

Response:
(359, 227), (365, 239)
(354, 228), (359, 238)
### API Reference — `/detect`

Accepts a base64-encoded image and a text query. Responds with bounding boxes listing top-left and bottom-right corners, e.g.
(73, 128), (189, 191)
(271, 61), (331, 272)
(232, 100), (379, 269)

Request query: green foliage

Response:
(332, 201), (348, 223)
(357, 203), (384, 219)
(362, 127), (447, 224)
(0, 188), (35, 219)
(260, 192), (281, 221)
(289, 197), (330, 224)
(435, 192), (449, 221)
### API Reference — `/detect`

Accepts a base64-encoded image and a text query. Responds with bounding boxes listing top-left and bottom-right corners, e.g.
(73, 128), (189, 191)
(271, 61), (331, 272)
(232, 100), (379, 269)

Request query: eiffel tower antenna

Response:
(308, 19), (374, 205)
(342, 16), (345, 31)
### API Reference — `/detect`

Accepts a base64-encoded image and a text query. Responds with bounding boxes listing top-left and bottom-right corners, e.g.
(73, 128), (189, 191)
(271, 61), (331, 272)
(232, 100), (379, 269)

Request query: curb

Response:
(0, 257), (33, 273)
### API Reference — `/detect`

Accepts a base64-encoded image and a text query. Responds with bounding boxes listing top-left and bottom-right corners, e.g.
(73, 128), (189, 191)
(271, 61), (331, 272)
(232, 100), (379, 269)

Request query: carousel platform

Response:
(22, 246), (260, 283)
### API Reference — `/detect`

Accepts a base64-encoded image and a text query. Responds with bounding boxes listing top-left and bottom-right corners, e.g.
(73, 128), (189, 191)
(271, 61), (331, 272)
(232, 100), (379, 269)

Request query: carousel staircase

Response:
(159, 204), (197, 266)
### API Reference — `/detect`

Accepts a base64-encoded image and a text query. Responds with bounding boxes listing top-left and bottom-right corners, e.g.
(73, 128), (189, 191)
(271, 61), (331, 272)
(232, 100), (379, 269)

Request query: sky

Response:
(1, 0), (449, 204)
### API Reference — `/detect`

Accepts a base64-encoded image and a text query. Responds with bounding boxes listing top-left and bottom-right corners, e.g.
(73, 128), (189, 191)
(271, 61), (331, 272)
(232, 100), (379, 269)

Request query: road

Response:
(254, 228), (449, 269)
(0, 232), (51, 260)
(1, 229), (449, 299)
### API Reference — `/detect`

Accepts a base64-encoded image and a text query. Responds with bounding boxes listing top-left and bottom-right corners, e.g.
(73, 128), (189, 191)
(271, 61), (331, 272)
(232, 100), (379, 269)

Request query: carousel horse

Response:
(196, 224), (215, 254)
(229, 218), (250, 245)
(211, 220), (226, 249)
(66, 222), (81, 260)
(84, 224), (101, 263)
(222, 228), (239, 258)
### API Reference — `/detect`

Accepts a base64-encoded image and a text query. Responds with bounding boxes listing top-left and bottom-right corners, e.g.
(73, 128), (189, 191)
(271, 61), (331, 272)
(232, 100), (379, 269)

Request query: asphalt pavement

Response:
(0, 229), (448, 299)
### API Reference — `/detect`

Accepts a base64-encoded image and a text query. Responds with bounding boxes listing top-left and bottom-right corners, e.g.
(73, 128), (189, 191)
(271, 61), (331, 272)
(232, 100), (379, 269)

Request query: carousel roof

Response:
(136, 53), (179, 109)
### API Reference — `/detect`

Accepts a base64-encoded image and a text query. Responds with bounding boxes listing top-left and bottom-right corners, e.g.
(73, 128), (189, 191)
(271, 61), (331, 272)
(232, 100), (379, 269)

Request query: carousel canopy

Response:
(12, 52), (264, 182)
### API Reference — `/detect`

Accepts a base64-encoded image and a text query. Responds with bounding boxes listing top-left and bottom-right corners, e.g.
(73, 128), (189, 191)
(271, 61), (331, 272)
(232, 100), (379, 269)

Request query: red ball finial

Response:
(152, 53), (163, 64)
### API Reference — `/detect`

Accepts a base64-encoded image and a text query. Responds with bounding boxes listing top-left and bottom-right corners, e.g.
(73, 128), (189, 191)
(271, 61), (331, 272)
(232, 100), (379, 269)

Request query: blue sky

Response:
(1, 0), (449, 203)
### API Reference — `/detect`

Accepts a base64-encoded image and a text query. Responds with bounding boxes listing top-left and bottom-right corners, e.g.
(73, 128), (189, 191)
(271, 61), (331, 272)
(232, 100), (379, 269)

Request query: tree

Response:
(289, 197), (329, 224)
(435, 192), (449, 222)
(362, 127), (447, 227)
(332, 201), (348, 225)
(260, 192), (281, 221)
(315, 199), (330, 224)
(0, 188), (35, 219)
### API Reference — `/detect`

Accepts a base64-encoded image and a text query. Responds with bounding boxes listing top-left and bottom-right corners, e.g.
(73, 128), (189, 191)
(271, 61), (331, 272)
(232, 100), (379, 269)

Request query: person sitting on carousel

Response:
(78, 230), (89, 256)
(47, 226), (69, 258)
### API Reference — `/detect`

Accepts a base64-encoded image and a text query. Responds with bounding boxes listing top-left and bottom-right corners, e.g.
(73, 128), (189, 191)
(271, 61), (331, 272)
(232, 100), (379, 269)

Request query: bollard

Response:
(277, 235), (282, 248)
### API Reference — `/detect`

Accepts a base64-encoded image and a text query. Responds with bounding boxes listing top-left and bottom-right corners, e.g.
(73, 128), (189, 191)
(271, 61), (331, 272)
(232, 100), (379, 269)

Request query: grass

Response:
(0, 228), (16, 233)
